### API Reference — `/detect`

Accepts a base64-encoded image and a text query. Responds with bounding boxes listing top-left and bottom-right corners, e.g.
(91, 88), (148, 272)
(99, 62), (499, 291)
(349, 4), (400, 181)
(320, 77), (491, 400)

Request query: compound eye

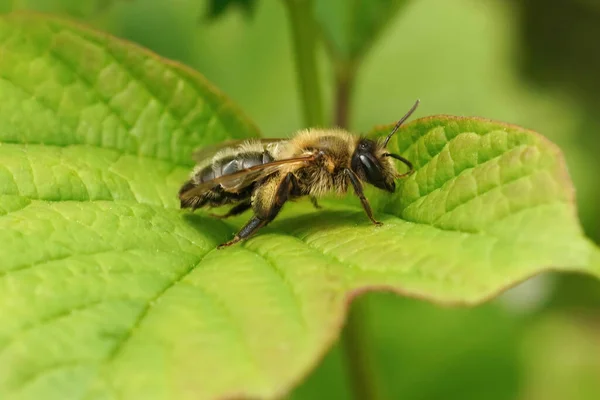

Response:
(359, 154), (385, 188)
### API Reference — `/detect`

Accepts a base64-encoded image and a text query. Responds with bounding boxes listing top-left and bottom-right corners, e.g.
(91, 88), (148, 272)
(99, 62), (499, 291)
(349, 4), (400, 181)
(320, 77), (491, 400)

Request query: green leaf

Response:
(314, 0), (410, 63)
(291, 294), (523, 400)
(0, 13), (599, 400)
(365, 295), (522, 400)
(520, 311), (600, 400)
(341, 116), (600, 300)
(204, 0), (256, 20)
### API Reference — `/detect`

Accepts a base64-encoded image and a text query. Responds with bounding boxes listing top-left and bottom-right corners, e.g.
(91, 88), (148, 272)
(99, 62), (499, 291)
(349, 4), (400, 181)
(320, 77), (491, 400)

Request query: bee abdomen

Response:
(180, 150), (275, 210)
(196, 150), (274, 184)
(179, 183), (253, 210)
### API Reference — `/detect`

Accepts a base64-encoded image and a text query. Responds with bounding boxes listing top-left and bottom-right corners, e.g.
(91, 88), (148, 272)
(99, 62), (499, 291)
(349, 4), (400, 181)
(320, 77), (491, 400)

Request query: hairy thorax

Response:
(278, 129), (357, 197)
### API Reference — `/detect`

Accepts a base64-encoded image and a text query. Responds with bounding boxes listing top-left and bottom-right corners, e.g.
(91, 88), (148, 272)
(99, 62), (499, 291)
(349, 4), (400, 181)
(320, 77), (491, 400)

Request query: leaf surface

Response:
(0, 13), (598, 400)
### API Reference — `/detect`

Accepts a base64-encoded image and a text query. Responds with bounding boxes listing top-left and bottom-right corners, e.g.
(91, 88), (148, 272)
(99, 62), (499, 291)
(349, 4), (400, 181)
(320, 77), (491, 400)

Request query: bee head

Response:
(351, 100), (419, 192)
(351, 139), (397, 192)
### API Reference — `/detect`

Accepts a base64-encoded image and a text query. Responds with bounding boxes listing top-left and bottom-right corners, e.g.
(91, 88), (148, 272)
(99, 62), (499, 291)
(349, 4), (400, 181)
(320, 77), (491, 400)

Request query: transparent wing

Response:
(178, 154), (315, 201)
(192, 138), (287, 164)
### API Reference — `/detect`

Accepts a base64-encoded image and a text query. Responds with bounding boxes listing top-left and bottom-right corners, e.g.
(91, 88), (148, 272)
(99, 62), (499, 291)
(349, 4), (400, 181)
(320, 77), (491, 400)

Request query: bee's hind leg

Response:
(217, 216), (267, 249)
(309, 196), (322, 210)
(218, 173), (297, 249)
(208, 201), (251, 219)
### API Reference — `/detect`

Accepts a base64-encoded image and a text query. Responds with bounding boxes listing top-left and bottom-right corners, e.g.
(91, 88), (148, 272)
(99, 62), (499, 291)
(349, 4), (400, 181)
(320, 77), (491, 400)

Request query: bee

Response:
(178, 100), (419, 249)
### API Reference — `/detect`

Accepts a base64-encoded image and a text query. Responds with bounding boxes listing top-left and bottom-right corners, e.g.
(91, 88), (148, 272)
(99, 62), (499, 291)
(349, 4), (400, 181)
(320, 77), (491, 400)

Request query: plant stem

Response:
(342, 299), (381, 400)
(283, 0), (325, 127)
(334, 62), (356, 128)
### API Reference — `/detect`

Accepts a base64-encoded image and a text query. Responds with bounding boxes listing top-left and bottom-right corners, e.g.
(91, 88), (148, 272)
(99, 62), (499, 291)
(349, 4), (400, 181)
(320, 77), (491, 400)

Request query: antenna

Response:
(383, 99), (420, 148)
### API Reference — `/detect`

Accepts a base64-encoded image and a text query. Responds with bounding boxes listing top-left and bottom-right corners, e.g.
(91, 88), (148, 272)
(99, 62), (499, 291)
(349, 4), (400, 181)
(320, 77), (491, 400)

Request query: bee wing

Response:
(178, 154), (315, 201)
(192, 138), (287, 163)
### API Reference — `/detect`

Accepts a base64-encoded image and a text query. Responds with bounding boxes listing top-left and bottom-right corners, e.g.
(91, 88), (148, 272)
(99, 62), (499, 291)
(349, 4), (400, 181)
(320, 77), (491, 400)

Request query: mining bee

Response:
(178, 100), (419, 248)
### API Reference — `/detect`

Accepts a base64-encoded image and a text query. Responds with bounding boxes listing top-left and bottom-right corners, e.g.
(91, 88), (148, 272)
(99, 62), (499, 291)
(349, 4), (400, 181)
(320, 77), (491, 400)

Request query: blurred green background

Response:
(1, 0), (598, 399)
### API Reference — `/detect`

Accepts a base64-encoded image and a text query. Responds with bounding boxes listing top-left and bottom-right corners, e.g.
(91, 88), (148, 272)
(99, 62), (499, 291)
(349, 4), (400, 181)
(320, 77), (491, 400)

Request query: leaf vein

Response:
(402, 143), (533, 212)
(242, 247), (309, 333)
(103, 249), (215, 362)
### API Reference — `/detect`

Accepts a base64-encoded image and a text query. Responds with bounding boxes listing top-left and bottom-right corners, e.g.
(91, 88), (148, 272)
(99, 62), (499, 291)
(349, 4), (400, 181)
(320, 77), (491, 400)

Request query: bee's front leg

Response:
(344, 168), (383, 226)
(218, 173), (297, 248)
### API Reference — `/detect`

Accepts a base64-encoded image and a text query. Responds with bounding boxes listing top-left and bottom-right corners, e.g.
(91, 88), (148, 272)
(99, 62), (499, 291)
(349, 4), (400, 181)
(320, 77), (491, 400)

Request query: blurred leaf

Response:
(313, 0), (411, 128)
(205, 0), (255, 20)
(514, 0), (600, 110)
(1, 12), (600, 400)
(0, 0), (122, 17)
(315, 0), (410, 63)
(511, 0), (600, 243)
(287, 342), (352, 400)
(291, 294), (523, 400)
(520, 311), (600, 400)
(112, 0), (199, 65)
(544, 273), (600, 310)
(368, 295), (522, 400)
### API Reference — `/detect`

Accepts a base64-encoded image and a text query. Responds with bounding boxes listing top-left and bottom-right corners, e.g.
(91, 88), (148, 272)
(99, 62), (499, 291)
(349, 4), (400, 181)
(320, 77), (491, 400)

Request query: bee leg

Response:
(218, 173), (297, 249)
(217, 216), (267, 248)
(344, 168), (383, 226)
(309, 196), (322, 209)
(208, 201), (252, 219)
